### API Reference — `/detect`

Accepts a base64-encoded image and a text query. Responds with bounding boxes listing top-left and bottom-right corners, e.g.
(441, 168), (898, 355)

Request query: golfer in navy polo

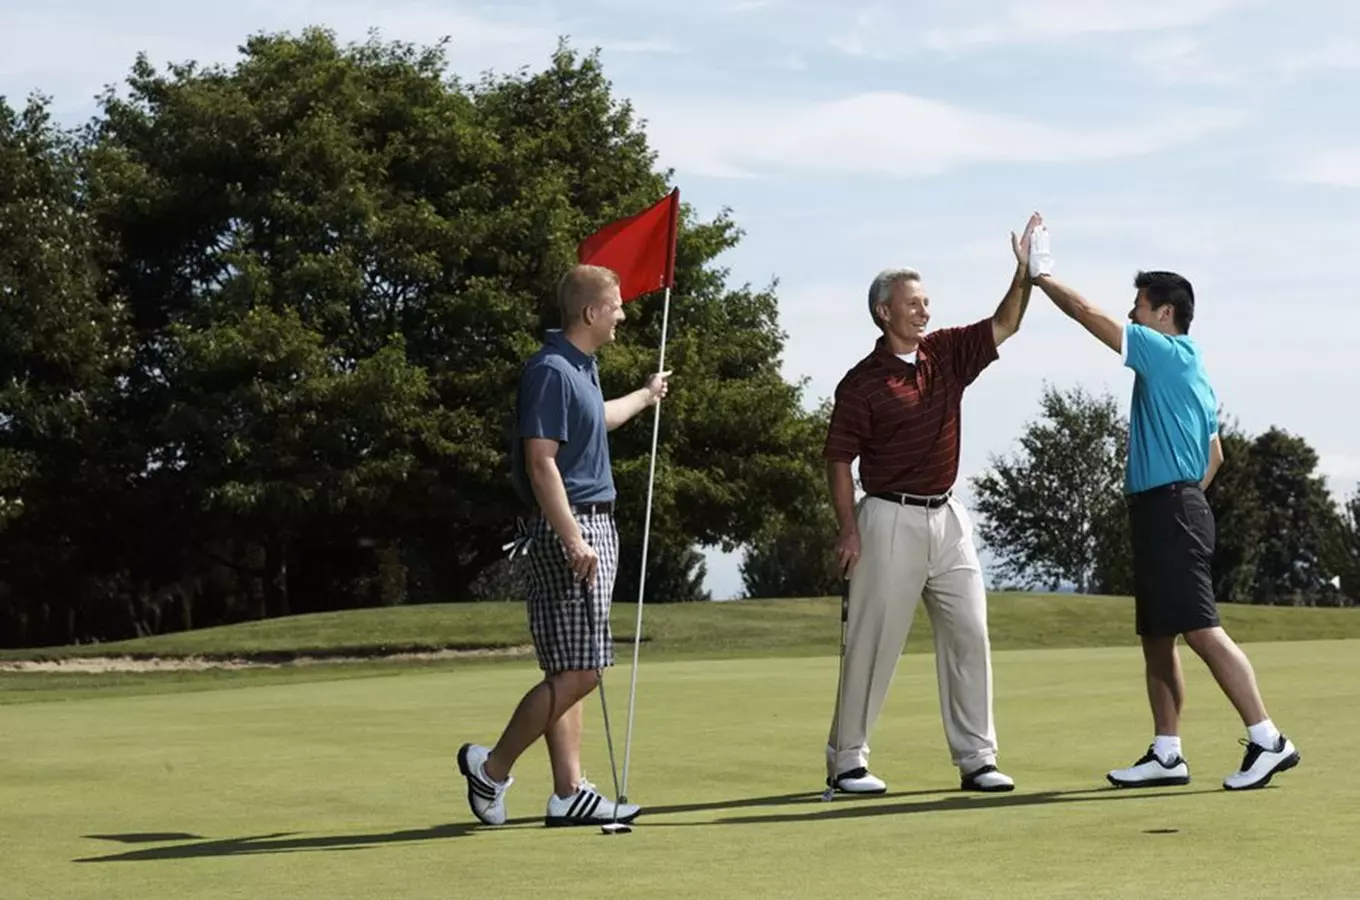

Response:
(1027, 215), (1300, 791)
(458, 264), (669, 828)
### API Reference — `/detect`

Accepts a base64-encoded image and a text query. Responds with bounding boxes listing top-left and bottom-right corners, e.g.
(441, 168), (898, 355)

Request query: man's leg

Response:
(1142, 633), (1184, 746)
(921, 499), (1011, 792)
(538, 511), (641, 825)
(458, 510), (612, 826)
(826, 497), (928, 792)
(483, 668), (598, 788)
(1108, 491), (1193, 787)
(1182, 626), (1300, 790)
(1181, 627), (1265, 725)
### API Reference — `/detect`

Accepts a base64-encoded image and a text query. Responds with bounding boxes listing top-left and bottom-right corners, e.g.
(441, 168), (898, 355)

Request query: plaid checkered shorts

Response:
(521, 509), (619, 674)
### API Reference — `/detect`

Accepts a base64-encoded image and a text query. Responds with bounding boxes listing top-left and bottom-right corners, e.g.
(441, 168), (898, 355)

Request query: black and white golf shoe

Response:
(544, 779), (641, 828)
(826, 767), (888, 794)
(1223, 735), (1300, 791)
(457, 743), (513, 825)
(1107, 745), (1191, 788)
(960, 764), (1015, 792)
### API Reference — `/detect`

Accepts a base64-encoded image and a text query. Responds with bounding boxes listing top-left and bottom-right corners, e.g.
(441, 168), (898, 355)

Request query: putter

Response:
(582, 580), (631, 835)
(822, 579), (851, 802)
(596, 665), (631, 835)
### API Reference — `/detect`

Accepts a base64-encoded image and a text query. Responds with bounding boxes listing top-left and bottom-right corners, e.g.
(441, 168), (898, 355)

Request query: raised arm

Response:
(1025, 216), (1124, 354)
(991, 211), (1042, 348)
(1032, 274), (1125, 354)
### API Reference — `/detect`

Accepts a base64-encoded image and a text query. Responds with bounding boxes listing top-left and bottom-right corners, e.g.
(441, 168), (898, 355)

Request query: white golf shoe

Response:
(1223, 735), (1300, 791)
(827, 766), (888, 794)
(1107, 746), (1191, 788)
(961, 764), (1015, 792)
(544, 779), (641, 827)
(457, 743), (513, 825)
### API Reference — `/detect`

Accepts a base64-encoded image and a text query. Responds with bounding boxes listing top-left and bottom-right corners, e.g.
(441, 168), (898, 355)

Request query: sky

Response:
(3, 0), (1357, 599)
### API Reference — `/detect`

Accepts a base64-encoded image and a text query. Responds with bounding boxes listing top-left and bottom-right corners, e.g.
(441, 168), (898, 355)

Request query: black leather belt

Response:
(869, 490), (952, 509)
(572, 501), (615, 516)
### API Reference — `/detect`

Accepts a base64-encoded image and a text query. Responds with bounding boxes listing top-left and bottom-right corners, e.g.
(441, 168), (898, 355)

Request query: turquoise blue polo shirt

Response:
(1123, 322), (1219, 494)
(510, 330), (616, 508)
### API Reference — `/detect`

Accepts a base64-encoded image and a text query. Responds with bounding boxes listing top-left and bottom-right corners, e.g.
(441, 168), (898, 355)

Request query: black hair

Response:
(1134, 270), (1195, 333)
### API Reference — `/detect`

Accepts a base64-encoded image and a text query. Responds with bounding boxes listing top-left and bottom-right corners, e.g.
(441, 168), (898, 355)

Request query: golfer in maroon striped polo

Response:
(822, 213), (1039, 796)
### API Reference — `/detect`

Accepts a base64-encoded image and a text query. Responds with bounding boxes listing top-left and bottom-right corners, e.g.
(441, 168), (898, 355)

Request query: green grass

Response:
(2, 639), (1356, 899)
(11, 593), (1360, 663)
(5, 592), (1360, 704)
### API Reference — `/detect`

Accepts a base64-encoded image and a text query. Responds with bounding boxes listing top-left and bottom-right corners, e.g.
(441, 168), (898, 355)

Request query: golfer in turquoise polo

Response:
(1025, 214), (1301, 792)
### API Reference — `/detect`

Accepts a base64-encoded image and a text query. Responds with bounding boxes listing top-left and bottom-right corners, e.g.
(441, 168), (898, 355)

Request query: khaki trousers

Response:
(826, 494), (998, 777)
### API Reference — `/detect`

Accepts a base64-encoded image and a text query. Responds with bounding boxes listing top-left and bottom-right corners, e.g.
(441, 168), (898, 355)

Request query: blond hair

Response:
(557, 264), (620, 323)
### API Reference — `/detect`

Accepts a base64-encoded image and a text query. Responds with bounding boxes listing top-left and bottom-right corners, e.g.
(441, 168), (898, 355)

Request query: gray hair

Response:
(867, 267), (920, 327)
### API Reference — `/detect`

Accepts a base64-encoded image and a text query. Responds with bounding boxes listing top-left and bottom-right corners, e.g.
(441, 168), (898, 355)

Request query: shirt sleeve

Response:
(1122, 323), (1179, 378)
(926, 317), (999, 388)
(518, 363), (571, 443)
(823, 377), (872, 463)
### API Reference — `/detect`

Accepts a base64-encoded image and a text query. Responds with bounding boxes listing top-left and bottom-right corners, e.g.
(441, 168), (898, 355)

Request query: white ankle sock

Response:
(1152, 735), (1182, 764)
(1248, 719), (1281, 748)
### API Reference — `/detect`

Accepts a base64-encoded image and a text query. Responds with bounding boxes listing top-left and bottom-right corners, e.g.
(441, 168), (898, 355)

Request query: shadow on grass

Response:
(74, 786), (1225, 862)
(650, 785), (1226, 828)
(76, 825), (491, 862)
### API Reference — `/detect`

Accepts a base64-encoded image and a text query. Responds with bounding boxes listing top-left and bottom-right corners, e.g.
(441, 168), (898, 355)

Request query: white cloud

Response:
(1277, 38), (1360, 75)
(1291, 149), (1360, 187)
(1130, 34), (1241, 84)
(899, 0), (1254, 53)
(644, 91), (1248, 179)
(0, 1), (565, 115)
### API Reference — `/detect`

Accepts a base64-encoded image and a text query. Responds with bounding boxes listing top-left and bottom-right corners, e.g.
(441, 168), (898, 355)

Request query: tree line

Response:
(743, 384), (1359, 609)
(0, 30), (829, 648)
(3, 29), (1353, 650)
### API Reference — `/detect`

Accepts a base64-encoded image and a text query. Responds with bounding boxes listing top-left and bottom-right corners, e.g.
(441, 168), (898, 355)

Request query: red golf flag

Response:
(576, 188), (680, 303)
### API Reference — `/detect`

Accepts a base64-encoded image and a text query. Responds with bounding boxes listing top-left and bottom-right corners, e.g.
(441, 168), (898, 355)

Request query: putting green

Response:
(3, 640), (1356, 899)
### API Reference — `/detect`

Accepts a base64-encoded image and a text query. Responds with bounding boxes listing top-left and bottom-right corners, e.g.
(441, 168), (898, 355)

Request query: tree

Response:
(1325, 492), (1360, 605)
(969, 383), (1130, 595)
(1, 31), (830, 646)
(1204, 416), (1264, 604)
(1247, 427), (1346, 605)
(0, 94), (134, 646)
(740, 399), (842, 599)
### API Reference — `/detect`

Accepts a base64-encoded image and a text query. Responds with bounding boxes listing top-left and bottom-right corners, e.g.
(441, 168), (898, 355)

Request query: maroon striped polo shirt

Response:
(824, 318), (998, 496)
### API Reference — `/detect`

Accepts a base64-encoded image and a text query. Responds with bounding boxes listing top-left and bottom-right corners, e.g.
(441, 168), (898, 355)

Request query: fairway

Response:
(3, 639), (1357, 899)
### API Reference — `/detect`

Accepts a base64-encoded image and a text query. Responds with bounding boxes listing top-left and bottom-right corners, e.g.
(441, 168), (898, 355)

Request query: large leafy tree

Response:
(969, 384), (1130, 594)
(0, 31), (828, 645)
(1204, 416), (1263, 604)
(1245, 427), (1345, 604)
(0, 95), (134, 645)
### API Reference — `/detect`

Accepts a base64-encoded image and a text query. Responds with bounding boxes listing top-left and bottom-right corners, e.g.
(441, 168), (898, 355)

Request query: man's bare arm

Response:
(525, 439), (583, 543)
(524, 437), (597, 583)
(991, 261), (1033, 348)
(828, 461), (861, 577)
(1201, 434), (1224, 491)
(828, 461), (857, 534)
(603, 371), (671, 431)
(992, 213), (1041, 347)
(1032, 274), (1125, 354)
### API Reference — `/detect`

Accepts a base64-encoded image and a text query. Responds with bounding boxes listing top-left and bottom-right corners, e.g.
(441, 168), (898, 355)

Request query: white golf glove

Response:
(1028, 224), (1053, 278)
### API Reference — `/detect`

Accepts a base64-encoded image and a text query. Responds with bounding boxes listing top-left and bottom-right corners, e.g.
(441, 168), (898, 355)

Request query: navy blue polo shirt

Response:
(511, 330), (616, 507)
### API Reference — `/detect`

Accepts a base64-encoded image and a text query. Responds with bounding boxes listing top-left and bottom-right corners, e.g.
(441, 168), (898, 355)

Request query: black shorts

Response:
(1128, 481), (1219, 637)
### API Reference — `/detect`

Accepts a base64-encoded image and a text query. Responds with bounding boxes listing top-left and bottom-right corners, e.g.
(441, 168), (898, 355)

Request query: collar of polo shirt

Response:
(872, 335), (924, 370)
(545, 329), (597, 371)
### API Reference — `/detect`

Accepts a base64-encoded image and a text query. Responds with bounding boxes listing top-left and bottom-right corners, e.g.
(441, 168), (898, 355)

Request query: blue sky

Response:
(3, 0), (1357, 598)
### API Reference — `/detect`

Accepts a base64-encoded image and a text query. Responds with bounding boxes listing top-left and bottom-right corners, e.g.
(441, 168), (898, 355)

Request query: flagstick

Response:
(618, 283), (671, 803)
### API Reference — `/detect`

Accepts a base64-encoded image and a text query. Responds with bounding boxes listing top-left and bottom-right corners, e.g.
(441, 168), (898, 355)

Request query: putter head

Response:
(600, 822), (632, 835)
(821, 786), (836, 802)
